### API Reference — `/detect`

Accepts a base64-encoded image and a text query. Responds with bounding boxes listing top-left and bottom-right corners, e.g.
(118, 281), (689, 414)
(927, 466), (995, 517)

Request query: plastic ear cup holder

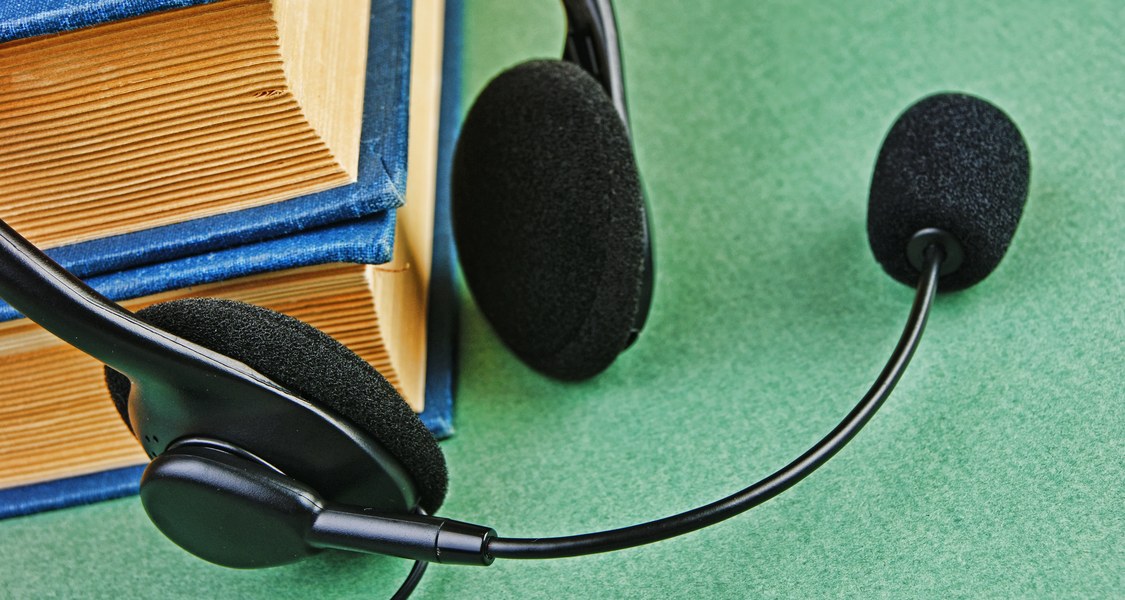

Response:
(125, 366), (419, 516)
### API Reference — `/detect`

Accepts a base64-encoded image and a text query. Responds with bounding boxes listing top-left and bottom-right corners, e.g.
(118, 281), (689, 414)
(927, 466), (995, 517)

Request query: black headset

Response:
(0, 1), (1030, 598)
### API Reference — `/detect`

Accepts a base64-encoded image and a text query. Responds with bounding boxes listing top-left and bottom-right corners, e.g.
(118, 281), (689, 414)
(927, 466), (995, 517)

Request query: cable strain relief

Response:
(436, 520), (496, 566)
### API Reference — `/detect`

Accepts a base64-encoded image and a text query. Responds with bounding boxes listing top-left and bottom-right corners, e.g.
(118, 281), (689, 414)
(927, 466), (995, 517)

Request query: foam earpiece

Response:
(105, 299), (448, 513)
(452, 59), (646, 381)
(868, 93), (1031, 291)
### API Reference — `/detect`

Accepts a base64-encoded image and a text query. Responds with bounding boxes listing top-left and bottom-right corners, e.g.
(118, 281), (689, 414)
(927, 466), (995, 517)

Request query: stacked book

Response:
(0, 0), (462, 517)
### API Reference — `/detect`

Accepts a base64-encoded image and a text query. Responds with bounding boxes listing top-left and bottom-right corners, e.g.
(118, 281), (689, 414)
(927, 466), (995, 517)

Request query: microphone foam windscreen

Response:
(105, 298), (448, 513)
(452, 60), (645, 380)
(868, 93), (1030, 291)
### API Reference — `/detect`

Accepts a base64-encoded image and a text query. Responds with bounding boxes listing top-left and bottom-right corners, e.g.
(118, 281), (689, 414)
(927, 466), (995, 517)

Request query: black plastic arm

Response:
(561, 0), (630, 126)
(0, 218), (230, 383)
(485, 246), (945, 559)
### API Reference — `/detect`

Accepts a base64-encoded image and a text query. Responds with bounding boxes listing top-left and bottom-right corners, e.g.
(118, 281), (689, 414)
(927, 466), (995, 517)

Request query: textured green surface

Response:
(1, 0), (1122, 598)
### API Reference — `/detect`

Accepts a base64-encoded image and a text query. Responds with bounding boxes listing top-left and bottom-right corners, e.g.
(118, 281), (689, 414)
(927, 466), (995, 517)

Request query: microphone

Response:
(868, 93), (1031, 291)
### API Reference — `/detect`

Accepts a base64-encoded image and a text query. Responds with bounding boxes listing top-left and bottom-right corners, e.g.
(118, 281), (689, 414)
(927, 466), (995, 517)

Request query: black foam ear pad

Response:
(105, 298), (448, 513)
(452, 59), (646, 381)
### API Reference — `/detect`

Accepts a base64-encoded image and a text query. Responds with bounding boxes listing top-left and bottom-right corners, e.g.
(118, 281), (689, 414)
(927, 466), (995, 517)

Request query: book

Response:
(1, 261), (403, 489)
(0, 0), (410, 271)
(0, 0), (373, 249)
(0, 0), (462, 519)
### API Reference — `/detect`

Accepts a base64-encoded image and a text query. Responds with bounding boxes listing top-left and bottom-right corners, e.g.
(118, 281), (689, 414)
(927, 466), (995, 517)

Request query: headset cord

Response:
(486, 244), (945, 559)
(390, 560), (428, 600)
(389, 508), (430, 600)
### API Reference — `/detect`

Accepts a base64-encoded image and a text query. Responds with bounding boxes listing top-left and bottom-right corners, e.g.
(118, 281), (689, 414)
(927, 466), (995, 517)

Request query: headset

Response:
(0, 1), (1030, 598)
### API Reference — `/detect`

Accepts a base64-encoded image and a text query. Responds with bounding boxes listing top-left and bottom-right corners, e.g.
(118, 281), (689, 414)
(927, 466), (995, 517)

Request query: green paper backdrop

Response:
(1, 0), (1121, 598)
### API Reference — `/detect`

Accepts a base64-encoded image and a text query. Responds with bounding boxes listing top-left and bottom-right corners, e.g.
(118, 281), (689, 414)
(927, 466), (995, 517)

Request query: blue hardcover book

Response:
(0, 0), (463, 519)
(0, 0), (410, 277)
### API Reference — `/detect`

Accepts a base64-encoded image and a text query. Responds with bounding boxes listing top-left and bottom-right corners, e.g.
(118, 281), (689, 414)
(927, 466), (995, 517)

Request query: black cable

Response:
(487, 246), (944, 559)
(389, 560), (428, 600)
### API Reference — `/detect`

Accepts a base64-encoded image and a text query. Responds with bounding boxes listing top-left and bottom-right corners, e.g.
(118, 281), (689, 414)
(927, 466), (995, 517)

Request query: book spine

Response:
(419, 0), (463, 439)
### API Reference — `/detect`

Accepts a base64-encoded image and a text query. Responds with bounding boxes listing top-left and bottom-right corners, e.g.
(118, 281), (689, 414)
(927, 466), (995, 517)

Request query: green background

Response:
(1, 0), (1122, 597)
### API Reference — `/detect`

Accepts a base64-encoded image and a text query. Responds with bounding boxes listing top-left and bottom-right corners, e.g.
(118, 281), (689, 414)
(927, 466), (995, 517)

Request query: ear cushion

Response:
(105, 298), (448, 513)
(452, 59), (646, 381)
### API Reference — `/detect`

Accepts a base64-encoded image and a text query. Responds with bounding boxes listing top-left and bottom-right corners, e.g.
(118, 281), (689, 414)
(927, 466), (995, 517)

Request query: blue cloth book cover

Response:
(0, 0), (463, 519)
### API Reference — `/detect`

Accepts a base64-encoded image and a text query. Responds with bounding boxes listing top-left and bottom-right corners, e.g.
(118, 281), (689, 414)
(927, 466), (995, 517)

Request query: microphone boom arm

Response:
(485, 245), (945, 560)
